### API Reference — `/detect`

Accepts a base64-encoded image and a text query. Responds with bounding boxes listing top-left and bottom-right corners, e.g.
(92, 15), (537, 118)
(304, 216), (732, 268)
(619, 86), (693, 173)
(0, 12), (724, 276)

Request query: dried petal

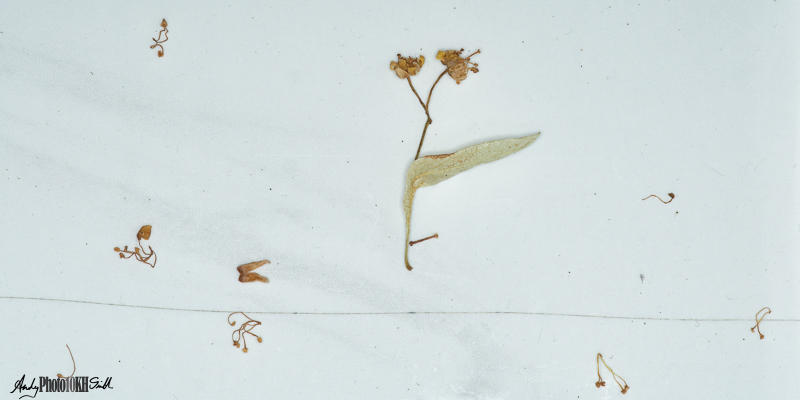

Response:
(137, 225), (152, 240)
(239, 272), (269, 283)
(236, 260), (270, 274)
(390, 54), (424, 79)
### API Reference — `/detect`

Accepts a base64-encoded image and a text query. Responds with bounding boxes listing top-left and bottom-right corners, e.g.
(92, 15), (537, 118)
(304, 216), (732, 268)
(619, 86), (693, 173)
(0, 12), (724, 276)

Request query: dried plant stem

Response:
(410, 233), (438, 246)
(57, 344), (75, 379)
(642, 193), (674, 204)
(597, 353), (629, 394)
(414, 70), (448, 160)
(751, 307), (771, 339)
(406, 78), (429, 118)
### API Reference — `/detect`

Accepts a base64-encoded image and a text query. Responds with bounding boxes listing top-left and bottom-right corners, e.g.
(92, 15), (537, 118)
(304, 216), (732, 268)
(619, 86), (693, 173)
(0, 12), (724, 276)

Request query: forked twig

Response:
(596, 353), (629, 394)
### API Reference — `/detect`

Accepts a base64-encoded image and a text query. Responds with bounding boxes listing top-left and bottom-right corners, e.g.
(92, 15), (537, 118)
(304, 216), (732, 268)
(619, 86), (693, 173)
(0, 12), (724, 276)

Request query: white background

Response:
(1, 1), (798, 399)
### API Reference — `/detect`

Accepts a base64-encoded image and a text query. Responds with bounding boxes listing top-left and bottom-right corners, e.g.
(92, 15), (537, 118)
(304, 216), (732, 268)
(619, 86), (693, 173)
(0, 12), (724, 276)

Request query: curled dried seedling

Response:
(596, 353), (630, 394)
(150, 19), (169, 57)
(751, 307), (771, 339)
(642, 193), (674, 204)
(409, 233), (438, 246)
(114, 225), (157, 268)
(56, 345), (75, 379)
(228, 312), (263, 353)
(237, 260), (270, 283)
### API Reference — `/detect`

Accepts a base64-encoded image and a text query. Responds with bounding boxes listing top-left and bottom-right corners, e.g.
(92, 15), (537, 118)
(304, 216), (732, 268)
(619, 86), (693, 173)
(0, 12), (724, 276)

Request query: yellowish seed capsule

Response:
(390, 61), (398, 70)
(436, 50), (445, 60)
(418, 55), (425, 67)
(399, 59), (407, 69)
(242, 348), (248, 353)
(257, 337), (263, 343)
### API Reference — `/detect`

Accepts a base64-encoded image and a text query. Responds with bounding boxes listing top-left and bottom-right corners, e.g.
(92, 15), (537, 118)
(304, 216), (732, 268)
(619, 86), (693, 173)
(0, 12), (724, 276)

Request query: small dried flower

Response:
(160, 18), (168, 28)
(390, 54), (425, 79)
(436, 48), (480, 84)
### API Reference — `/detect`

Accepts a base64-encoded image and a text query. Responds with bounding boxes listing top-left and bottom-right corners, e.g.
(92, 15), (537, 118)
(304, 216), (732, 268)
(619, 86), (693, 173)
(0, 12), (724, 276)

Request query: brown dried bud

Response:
(160, 19), (168, 28)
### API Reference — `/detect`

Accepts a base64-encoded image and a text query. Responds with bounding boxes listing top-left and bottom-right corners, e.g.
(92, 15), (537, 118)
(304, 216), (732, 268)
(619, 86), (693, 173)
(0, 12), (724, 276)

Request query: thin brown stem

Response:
(751, 307), (771, 339)
(413, 70), (448, 160)
(642, 193), (674, 204)
(426, 70), (447, 110)
(414, 119), (432, 160)
(598, 353), (629, 394)
(406, 78), (429, 117)
(410, 233), (438, 246)
(57, 345), (75, 379)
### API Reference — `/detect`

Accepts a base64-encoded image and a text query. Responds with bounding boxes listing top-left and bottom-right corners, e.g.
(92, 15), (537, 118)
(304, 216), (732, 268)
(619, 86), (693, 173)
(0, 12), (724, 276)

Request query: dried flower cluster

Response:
(595, 353), (629, 394)
(388, 47), (482, 161)
(150, 19), (169, 57)
(228, 312), (263, 353)
(751, 307), (771, 339)
(237, 260), (270, 283)
(436, 49), (480, 84)
(114, 225), (157, 268)
(390, 54), (425, 79)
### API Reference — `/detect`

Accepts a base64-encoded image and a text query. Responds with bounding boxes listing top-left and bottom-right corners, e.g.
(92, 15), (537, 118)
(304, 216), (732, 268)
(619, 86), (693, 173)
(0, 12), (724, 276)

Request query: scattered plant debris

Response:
(642, 193), (674, 204)
(150, 19), (169, 57)
(228, 312), (262, 353)
(595, 353), (629, 394)
(114, 225), (157, 268)
(751, 307), (771, 339)
(237, 260), (270, 283)
(402, 134), (540, 270)
(56, 345), (75, 379)
(410, 233), (438, 246)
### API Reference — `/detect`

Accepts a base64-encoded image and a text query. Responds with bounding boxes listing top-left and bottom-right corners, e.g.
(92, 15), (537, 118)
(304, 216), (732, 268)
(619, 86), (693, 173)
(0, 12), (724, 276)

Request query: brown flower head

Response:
(390, 54), (425, 79)
(436, 49), (480, 84)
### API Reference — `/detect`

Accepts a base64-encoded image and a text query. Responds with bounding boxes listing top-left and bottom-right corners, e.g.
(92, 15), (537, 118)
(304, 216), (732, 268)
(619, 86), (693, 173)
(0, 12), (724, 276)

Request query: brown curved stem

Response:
(413, 69), (447, 160)
(57, 345), (75, 379)
(406, 78), (429, 118)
